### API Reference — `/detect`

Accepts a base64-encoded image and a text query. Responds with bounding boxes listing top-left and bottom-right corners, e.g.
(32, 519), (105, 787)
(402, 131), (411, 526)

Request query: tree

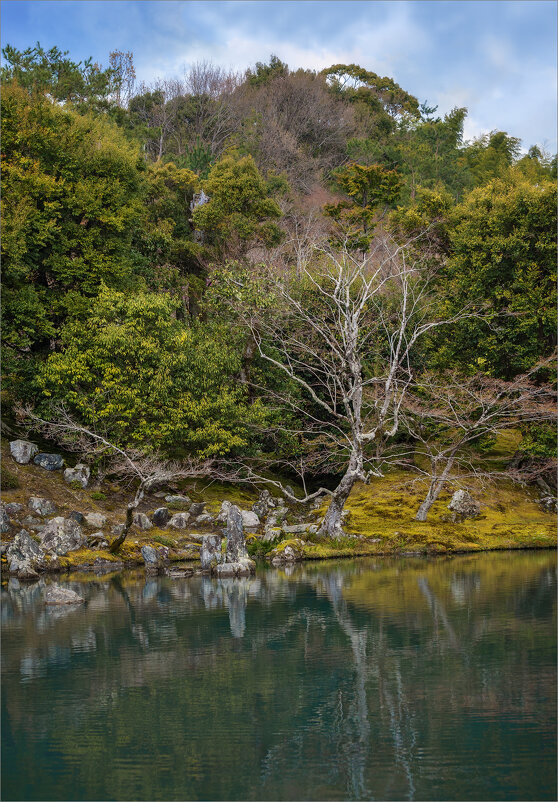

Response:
(226, 233), (471, 537)
(400, 365), (556, 521)
(37, 286), (267, 459)
(108, 50), (136, 108)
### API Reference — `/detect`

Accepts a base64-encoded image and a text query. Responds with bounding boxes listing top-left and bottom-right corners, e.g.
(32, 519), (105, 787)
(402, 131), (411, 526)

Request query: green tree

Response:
(38, 286), (266, 458)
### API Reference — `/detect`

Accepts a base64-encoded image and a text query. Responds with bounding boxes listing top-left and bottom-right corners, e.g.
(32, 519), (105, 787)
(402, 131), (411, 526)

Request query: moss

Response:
(90, 491), (106, 501)
(1, 464), (19, 490)
(150, 534), (175, 548)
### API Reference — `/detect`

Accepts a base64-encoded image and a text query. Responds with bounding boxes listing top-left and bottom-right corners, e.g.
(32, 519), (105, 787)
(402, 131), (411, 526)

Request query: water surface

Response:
(2, 551), (556, 800)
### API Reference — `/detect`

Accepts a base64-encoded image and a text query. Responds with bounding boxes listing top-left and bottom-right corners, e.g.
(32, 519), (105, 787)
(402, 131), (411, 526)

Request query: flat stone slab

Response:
(44, 585), (85, 605)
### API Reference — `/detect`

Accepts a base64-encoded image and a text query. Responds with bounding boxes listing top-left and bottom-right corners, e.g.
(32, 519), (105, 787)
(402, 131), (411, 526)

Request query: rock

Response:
(282, 523), (311, 534)
(252, 489), (275, 518)
(69, 511), (85, 524)
(262, 527), (282, 543)
(64, 463), (90, 488)
(153, 491), (167, 498)
(284, 485), (296, 500)
(196, 513), (214, 524)
(28, 497), (57, 517)
(189, 502), (206, 517)
(240, 510), (260, 530)
(168, 513), (190, 529)
(0, 504), (10, 534)
(132, 512), (152, 531)
(270, 539), (304, 566)
(213, 557), (256, 577)
(165, 494), (191, 507)
(39, 517), (85, 555)
(141, 545), (162, 574)
(44, 585), (84, 605)
(200, 534), (222, 569)
(84, 512), (107, 529)
(215, 500), (232, 524)
(539, 496), (557, 513)
(33, 453), (64, 471)
(21, 515), (44, 531)
(152, 507), (170, 527)
(5, 502), (24, 517)
(111, 523), (126, 536)
(10, 439), (39, 464)
(6, 530), (47, 578)
(447, 490), (480, 520)
(87, 532), (108, 548)
(225, 505), (248, 562)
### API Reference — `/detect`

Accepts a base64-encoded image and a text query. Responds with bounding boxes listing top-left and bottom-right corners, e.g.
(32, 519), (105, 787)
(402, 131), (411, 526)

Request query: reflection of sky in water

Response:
(2, 552), (556, 802)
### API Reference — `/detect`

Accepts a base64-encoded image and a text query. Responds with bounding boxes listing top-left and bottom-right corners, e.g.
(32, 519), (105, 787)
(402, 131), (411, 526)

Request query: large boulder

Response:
(84, 512), (107, 529)
(0, 504), (10, 534)
(169, 513), (190, 529)
(5, 502), (24, 517)
(132, 512), (152, 531)
(189, 502), (206, 517)
(282, 523), (311, 534)
(141, 544), (168, 574)
(39, 517), (85, 555)
(240, 510), (260, 530)
(270, 540), (304, 566)
(215, 500), (232, 524)
(28, 497), (57, 517)
(213, 557), (255, 577)
(64, 463), (90, 488)
(152, 507), (170, 527)
(6, 530), (47, 579)
(252, 489), (275, 518)
(9, 439), (38, 465)
(165, 494), (191, 507)
(200, 534), (222, 570)
(447, 490), (480, 520)
(212, 504), (255, 577)
(33, 453), (64, 471)
(44, 585), (84, 605)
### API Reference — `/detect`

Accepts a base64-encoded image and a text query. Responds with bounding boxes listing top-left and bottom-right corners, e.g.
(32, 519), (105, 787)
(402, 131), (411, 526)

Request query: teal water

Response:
(1, 551), (556, 801)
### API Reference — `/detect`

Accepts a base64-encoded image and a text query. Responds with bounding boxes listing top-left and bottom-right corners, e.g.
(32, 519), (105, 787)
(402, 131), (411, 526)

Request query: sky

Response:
(1, 0), (556, 151)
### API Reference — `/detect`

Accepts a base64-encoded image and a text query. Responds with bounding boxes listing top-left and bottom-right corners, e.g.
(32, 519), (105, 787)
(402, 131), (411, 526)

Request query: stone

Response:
(69, 511), (85, 524)
(447, 490), (480, 520)
(141, 545), (159, 565)
(539, 496), (557, 513)
(6, 530), (47, 578)
(0, 504), (10, 534)
(189, 502), (206, 517)
(39, 517), (85, 555)
(252, 489), (275, 518)
(84, 512), (107, 529)
(33, 453), (64, 471)
(215, 500), (232, 524)
(165, 494), (191, 507)
(87, 532), (108, 548)
(111, 523), (126, 536)
(196, 513), (214, 524)
(213, 557), (256, 577)
(168, 513), (190, 529)
(9, 439), (39, 464)
(240, 509), (260, 530)
(270, 539), (304, 566)
(21, 515), (44, 531)
(282, 523), (311, 534)
(64, 463), (90, 488)
(5, 502), (24, 516)
(262, 527), (282, 543)
(132, 512), (152, 531)
(225, 505), (248, 562)
(151, 507), (170, 527)
(44, 585), (84, 605)
(200, 535), (222, 570)
(28, 497), (57, 517)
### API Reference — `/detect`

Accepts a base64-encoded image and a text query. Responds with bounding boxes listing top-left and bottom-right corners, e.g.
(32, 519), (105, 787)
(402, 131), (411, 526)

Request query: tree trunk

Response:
(318, 452), (363, 539)
(109, 483), (145, 553)
(415, 454), (456, 522)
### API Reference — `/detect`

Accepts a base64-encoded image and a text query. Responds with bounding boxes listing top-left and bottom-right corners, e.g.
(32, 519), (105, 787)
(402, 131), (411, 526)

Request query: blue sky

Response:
(1, 0), (556, 151)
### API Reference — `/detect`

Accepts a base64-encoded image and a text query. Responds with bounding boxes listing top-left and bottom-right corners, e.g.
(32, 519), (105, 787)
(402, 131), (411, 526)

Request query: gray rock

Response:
(539, 496), (557, 513)
(165, 494), (191, 507)
(213, 557), (256, 577)
(44, 585), (84, 605)
(448, 490), (480, 520)
(64, 463), (90, 488)
(168, 513), (190, 529)
(196, 513), (214, 524)
(28, 497), (57, 517)
(9, 439), (38, 464)
(200, 534), (222, 569)
(33, 453), (64, 471)
(21, 515), (44, 531)
(132, 512), (152, 531)
(84, 512), (107, 529)
(6, 530), (47, 578)
(39, 517), (85, 555)
(215, 500), (232, 524)
(252, 489), (275, 518)
(111, 523), (126, 536)
(189, 502), (206, 517)
(87, 532), (108, 548)
(262, 527), (282, 543)
(152, 507), (170, 527)
(270, 539), (304, 565)
(0, 504), (10, 534)
(141, 545), (159, 565)
(225, 505), (248, 562)
(5, 502), (24, 517)
(282, 523), (311, 534)
(69, 511), (85, 524)
(240, 509), (260, 530)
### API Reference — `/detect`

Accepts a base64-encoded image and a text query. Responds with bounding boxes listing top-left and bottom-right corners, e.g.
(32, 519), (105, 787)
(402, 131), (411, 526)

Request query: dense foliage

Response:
(1, 45), (555, 481)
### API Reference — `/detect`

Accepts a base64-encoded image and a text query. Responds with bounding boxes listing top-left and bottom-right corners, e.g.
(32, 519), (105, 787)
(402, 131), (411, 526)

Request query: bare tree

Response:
(399, 364), (556, 521)
(109, 50), (136, 108)
(228, 231), (473, 537)
(19, 404), (217, 552)
(130, 78), (184, 160)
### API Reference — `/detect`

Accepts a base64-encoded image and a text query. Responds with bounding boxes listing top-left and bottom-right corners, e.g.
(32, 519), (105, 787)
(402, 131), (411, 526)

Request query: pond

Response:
(1, 550), (556, 801)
